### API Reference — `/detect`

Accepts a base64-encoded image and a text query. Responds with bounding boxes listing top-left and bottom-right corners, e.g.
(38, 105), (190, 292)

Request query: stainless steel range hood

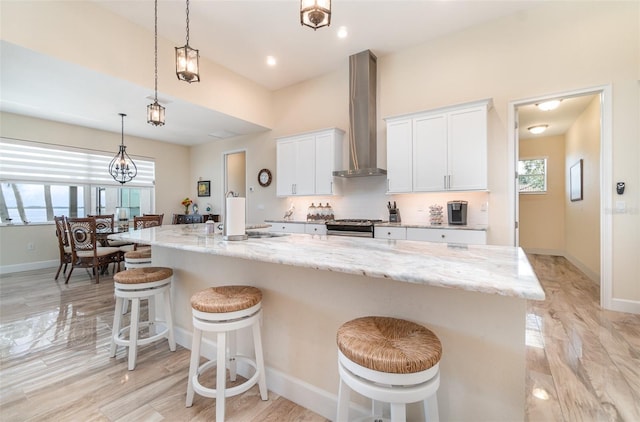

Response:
(333, 50), (387, 177)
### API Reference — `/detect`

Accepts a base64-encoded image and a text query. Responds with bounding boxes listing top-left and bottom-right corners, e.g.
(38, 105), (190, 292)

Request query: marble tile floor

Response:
(0, 255), (638, 421)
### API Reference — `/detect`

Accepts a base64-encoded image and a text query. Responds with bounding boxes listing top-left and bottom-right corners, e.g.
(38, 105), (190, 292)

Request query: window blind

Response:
(0, 138), (155, 187)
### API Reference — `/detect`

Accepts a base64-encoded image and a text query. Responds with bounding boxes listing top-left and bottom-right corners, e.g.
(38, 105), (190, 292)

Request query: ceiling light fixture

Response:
(300, 0), (331, 31)
(528, 125), (548, 135)
(147, 0), (165, 126)
(109, 113), (137, 184)
(266, 56), (277, 66)
(175, 0), (200, 83)
(536, 99), (562, 111)
(337, 26), (348, 39)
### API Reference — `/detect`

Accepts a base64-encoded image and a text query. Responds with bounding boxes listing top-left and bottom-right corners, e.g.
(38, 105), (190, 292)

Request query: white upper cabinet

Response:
(276, 128), (344, 197)
(385, 99), (491, 193)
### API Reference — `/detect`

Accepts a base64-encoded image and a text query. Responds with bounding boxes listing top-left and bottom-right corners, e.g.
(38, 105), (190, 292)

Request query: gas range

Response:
(325, 219), (383, 238)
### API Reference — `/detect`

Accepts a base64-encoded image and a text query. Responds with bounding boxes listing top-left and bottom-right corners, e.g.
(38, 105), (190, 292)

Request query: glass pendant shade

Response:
(147, 101), (165, 126)
(300, 0), (331, 30)
(175, 45), (200, 83)
(109, 114), (137, 184)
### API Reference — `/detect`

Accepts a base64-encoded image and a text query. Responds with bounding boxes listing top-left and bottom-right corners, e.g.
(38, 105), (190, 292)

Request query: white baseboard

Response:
(174, 326), (367, 421)
(563, 252), (599, 284)
(609, 298), (640, 314)
(0, 260), (57, 275)
(521, 248), (564, 256)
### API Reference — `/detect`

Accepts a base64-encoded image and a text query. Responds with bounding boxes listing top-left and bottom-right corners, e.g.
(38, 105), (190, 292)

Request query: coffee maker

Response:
(447, 201), (468, 225)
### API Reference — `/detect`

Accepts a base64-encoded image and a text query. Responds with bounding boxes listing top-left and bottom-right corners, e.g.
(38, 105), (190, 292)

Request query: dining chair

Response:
(65, 217), (121, 284)
(134, 215), (163, 229)
(143, 213), (164, 225)
(89, 213), (131, 247)
(54, 215), (72, 280)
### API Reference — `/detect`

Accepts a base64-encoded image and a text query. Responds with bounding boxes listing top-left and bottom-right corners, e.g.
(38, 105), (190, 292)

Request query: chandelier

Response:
(109, 113), (137, 184)
(147, 0), (165, 126)
(175, 0), (200, 83)
(300, 0), (331, 30)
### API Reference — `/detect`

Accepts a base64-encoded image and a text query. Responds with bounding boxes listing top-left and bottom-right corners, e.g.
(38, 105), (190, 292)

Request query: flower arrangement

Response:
(181, 197), (193, 214)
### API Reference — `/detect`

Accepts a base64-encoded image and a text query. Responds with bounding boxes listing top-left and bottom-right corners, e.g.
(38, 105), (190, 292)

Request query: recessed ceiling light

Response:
(536, 99), (562, 111)
(266, 56), (277, 66)
(532, 387), (550, 400)
(527, 125), (548, 135)
(337, 26), (348, 39)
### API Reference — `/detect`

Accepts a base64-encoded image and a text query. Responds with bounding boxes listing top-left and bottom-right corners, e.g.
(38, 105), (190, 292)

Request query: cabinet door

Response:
(294, 136), (316, 196)
(277, 140), (297, 196)
(386, 119), (413, 193)
(413, 114), (448, 192)
(305, 223), (327, 235)
(314, 132), (336, 195)
(448, 107), (487, 190)
(270, 223), (306, 233)
(406, 228), (486, 245)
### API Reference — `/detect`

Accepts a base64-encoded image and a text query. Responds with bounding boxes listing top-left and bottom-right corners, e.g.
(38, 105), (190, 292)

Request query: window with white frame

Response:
(518, 158), (547, 193)
(0, 138), (155, 223)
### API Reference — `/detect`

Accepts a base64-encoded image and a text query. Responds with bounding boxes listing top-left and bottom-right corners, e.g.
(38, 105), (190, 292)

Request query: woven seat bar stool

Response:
(186, 285), (268, 421)
(110, 267), (176, 370)
(124, 248), (152, 269)
(336, 316), (442, 422)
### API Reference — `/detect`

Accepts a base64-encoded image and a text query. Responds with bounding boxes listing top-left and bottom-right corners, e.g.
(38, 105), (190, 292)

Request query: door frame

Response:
(507, 84), (612, 309)
(222, 148), (248, 217)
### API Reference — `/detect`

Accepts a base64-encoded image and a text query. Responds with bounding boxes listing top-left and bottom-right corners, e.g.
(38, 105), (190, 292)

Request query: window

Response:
(518, 158), (547, 193)
(0, 138), (155, 223)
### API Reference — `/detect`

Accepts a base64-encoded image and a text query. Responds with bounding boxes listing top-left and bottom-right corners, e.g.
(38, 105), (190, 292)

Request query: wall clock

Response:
(258, 168), (272, 187)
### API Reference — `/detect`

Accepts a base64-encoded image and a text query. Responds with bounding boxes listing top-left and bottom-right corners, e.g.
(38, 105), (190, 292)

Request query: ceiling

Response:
(2, 1), (557, 146)
(518, 94), (598, 140)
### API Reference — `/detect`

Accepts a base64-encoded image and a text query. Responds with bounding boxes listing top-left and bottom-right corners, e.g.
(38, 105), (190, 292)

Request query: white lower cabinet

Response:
(374, 227), (407, 240)
(305, 223), (327, 235)
(406, 228), (486, 245)
(269, 223), (306, 233)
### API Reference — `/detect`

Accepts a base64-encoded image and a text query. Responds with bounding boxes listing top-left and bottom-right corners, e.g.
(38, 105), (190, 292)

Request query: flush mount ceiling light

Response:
(147, 0), (165, 126)
(536, 99), (562, 111)
(175, 0), (200, 83)
(300, 0), (331, 30)
(528, 125), (548, 135)
(337, 26), (348, 39)
(109, 113), (137, 184)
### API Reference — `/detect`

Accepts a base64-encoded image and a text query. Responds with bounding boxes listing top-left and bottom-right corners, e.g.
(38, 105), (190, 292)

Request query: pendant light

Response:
(300, 0), (331, 30)
(109, 113), (137, 184)
(147, 0), (165, 126)
(175, 0), (200, 83)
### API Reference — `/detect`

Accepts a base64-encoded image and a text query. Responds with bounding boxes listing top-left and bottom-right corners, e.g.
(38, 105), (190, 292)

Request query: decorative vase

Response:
(184, 206), (190, 215)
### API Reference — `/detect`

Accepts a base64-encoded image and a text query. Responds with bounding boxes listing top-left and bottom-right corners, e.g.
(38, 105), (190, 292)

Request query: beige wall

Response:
(519, 135), (566, 253)
(0, 112), (190, 268)
(565, 97), (601, 281)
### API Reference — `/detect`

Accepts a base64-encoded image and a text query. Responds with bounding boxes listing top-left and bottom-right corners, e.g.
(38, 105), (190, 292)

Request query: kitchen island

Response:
(111, 225), (544, 421)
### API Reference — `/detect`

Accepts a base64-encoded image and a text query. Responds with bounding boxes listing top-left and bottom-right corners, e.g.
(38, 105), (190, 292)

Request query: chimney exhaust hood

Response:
(333, 50), (387, 177)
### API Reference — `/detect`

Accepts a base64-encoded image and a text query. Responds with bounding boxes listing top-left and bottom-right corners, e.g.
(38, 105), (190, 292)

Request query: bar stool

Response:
(186, 285), (268, 421)
(336, 316), (442, 422)
(124, 248), (152, 269)
(110, 267), (176, 370)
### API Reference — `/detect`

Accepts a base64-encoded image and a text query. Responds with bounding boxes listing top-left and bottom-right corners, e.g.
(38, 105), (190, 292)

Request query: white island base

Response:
(152, 245), (527, 421)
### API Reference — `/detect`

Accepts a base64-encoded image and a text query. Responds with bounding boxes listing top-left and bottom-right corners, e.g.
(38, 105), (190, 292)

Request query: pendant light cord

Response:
(185, 0), (190, 46)
(154, 0), (159, 102)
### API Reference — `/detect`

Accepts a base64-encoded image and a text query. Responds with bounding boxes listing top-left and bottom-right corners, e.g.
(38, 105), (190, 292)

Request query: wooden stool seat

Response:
(110, 267), (175, 370)
(186, 285), (268, 421)
(336, 316), (442, 422)
(124, 249), (152, 260)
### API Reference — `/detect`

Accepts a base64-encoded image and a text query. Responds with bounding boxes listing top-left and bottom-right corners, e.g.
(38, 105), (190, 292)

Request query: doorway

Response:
(508, 85), (612, 309)
(223, 150), (247, 219)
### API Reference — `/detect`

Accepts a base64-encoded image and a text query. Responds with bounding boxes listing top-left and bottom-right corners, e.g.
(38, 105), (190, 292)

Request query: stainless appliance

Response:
(333, 50), (387, 177)
(326, 219), (382, 238)
(447, 201), (468, 225)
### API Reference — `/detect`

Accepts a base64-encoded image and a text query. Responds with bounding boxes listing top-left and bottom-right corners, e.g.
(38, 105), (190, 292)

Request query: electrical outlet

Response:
(27, 242), (35, 251)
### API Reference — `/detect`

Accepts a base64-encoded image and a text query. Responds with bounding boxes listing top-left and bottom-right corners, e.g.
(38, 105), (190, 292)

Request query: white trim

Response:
(564, 252), (599, 284)
(609, 298), (640, 314)
(508, 84), (613, 311)
(521, 248), (564, 257)
(0, 260), (57, 275)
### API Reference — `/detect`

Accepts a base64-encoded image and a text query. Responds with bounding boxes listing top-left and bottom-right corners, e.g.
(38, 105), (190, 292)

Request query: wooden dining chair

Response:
(143, 213), (164, 225)
(134, 215), (163, 229)
(54, 215), (72, 280)
(65, 217), (121, 284)
(89, 213), (131, 247)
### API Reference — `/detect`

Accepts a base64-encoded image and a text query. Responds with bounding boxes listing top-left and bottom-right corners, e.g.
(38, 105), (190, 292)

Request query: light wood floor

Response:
(1, 255), (639, 421)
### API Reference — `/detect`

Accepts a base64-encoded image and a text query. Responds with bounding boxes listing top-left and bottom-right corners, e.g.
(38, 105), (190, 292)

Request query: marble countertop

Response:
(110, 225), (544, 301)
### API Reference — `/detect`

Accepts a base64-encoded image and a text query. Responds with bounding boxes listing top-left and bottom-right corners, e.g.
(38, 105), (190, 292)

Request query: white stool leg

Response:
(424, 395), (439, 422)
(228, 331), (237, 382)
(372, 400), (383, 419)
(163, 288), (176, 351)
(336, 378), (351, 422)
(148, 296), (156, 334)
(216, 331), (227, 422)
(390, 403), (406, 422)
(121, 298), (128, 315)
(252, 319), (268, 400)
(128, 298), (140, 371)
(110, 296), (123, 357)
(186, 327), (202, 407)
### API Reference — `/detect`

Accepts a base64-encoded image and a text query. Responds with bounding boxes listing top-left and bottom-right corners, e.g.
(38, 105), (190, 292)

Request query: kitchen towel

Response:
(225, 197), (246, 237)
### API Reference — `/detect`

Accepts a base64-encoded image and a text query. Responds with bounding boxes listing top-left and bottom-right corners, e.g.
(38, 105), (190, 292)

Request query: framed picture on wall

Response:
(197, 180), (211, 197)
(570, 159), (583, 201)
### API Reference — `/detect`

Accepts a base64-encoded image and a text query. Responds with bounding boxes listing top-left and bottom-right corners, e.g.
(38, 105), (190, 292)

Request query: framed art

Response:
(197, 180), (211, 197)
(569, 159), (583, 201)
